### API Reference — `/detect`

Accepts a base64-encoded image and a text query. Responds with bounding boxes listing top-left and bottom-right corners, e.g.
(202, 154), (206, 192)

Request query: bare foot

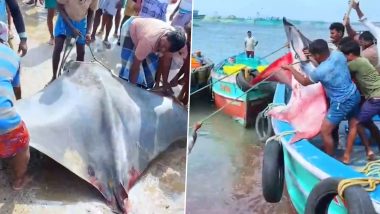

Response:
(103, 40), (111, 49)
(96, 30), (104, 36)
(367, 151), (376, 161)
(340, 155), (350, 165)
(12, 175), (33, 191)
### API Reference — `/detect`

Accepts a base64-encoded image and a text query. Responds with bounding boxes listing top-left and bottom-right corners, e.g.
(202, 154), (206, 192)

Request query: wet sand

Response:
(186, 92), (296, 214)
(0, 2), (185, 213)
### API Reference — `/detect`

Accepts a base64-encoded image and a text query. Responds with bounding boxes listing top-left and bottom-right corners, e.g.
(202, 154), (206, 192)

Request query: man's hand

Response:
(352, 1), (359, 10)
(281, 64), (295, 72)
(302, 48), (313, 60)
(72, 28), (82, 38)
(85, 33), (91, 44)
(18, 40), (27, 57)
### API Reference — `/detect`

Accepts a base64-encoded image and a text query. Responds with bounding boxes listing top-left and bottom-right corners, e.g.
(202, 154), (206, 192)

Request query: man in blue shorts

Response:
(282, 39), (361, 157)
(51, 0), (98, 83)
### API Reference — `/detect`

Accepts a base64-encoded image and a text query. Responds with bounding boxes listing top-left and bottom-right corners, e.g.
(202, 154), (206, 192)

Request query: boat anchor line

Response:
(259, 43), (289, 60)
(188, 70), (280, 154)
(360, 160), (380, 177)
(338, 178), (380, 199)
(188, 60), (308, 154)
(265, 131), (296, 145)
(190, 63), (245, 96)
(190, 44), (289, 96)
(261, 103), (286, 117)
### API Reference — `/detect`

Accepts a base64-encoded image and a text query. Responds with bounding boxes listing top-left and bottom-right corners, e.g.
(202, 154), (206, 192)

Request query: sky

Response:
(194, 0), (380, 22)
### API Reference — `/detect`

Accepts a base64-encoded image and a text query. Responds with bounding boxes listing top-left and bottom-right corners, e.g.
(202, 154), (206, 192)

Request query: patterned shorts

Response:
(0, 121), (30, 158)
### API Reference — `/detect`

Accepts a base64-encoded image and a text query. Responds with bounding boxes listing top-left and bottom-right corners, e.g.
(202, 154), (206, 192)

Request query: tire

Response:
(255, 112), (273, 142)
(236, 70), (252, 92)
(262, 139), (284, 203)
(305, 177), (376, 214)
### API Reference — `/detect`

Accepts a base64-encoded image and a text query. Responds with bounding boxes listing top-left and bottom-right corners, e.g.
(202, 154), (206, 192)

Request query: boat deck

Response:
(310, 133), (380, 169)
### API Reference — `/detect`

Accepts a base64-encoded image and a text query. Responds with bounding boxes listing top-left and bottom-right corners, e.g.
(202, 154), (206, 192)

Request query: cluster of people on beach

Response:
(0, 0), (191, 191)
(282, 2), (380, 164)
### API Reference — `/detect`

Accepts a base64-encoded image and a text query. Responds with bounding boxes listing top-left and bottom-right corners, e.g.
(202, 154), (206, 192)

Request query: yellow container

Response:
(223, 64), (247, 75)
(257, 65), (268, 73)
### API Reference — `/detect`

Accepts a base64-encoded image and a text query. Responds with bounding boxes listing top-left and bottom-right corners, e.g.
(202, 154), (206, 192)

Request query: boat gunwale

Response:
(271, 83), (380, 211)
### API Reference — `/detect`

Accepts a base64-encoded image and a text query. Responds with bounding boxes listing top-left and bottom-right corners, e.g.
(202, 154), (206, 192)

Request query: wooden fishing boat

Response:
(211, 53), (275, 127)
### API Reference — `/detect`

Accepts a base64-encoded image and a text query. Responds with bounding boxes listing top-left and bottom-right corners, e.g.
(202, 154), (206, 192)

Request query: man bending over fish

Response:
(340, 40), (380, 163)
(119, 17), (187, 92)
(282, 39), (362, 158)
(0, 22), (30, 190)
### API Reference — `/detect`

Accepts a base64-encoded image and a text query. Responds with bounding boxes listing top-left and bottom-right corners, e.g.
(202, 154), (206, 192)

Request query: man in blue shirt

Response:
(282, 39), (362, 157)
(0, 22), (30, 190)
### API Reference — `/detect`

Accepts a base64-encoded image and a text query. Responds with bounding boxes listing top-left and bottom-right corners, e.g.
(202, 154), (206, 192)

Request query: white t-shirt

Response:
(245, 36), (256, 51)
(179, 0), (192, 11)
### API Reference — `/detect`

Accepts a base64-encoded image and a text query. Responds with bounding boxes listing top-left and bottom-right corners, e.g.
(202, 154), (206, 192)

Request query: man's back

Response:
(349, 57), (380, 99)
(309, 51), (357, 102)
(0, 44), (21, 134)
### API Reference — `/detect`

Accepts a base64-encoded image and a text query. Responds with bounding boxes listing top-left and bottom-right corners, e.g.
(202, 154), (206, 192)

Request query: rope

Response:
(87, 43), (114, 73)
(338, 178), (380, 199)
(190, 64), (246, 96)
(259, 43), (288, 60)
(188, 59), (307, 153)
(190, 44), (289, 96)
(261, 103), (286, 117)
(359, 160), (380, 177)
(265, 131), (296, 144)
(58, 36), (78, 77)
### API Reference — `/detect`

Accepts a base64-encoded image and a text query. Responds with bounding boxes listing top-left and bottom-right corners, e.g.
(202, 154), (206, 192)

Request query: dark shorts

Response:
(357, 98), (380, 124)
(246, 51), (254, 58)
(326, 90), (360, 125)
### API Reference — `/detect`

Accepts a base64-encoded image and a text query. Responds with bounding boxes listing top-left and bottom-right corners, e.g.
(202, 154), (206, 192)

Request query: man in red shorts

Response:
(0, 22), (30, 190)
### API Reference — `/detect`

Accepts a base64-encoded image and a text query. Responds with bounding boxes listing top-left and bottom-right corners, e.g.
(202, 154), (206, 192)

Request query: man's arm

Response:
(129, 56), (142, 84)
(6, 0), (27, 56)
(13, 87), (21, 100)
(156, 52), (172, 88)
(85, 9), (95, 43)
(353, 2), (380, 41)
(12, 66), (21, 100)
(282, 64), (313, 86)
(5, 0), (26, 38)
(344, 17), (357, 39)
